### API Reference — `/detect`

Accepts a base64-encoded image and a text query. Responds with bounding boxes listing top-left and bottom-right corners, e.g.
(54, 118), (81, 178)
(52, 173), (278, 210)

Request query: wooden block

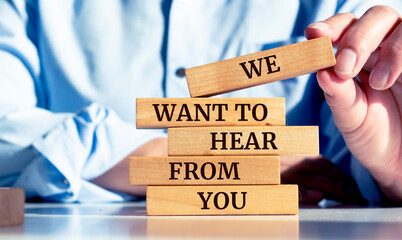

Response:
(168, 126), (319, 156)
(136, 98), (285, 128)
(186, 36), (335, 97)
(129, 156), (280, 185)
(0, 188), (24, 227)
(147, 185), (298, 215)
(146, 215), (299, 239)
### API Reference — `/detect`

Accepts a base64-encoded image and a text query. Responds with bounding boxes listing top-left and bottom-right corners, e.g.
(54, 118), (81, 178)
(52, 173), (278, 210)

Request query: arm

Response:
(0, 1), (165, 202)
(91, 138), (168, 197)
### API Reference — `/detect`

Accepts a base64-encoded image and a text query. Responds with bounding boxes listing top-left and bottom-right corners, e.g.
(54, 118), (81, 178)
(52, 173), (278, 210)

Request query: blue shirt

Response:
(0, 0), (401, 203)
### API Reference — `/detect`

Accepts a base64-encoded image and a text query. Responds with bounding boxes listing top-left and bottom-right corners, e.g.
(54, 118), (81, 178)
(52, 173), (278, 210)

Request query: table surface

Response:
(1, 202), (402, 240)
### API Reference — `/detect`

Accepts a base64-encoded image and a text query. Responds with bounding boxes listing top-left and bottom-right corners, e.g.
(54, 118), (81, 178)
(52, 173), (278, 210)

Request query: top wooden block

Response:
(185, 36), (336, 97)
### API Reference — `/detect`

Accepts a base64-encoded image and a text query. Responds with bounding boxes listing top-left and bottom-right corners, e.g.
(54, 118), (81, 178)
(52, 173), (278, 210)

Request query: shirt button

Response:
(175, 68), (186, 78)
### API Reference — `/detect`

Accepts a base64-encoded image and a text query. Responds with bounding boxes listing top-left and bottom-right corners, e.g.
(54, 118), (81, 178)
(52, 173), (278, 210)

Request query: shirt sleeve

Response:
(10, 103), (165, 202)
(0, 0), (165, 202)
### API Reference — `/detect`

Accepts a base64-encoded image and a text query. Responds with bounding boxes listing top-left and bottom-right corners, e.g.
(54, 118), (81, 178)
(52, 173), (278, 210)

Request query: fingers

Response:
(305, 13), (357, 44)
(280, 156), (319, 172)
(334, 6), (400, 80)
(288, 158), (351, 181)
(306, 6), (401, 89)
(316, 69), (367, 133)
(363, 48), (380, 73)
(299, 188), (324, 204)
(281, 158), (368, 204)
(369, 21), (402, 90)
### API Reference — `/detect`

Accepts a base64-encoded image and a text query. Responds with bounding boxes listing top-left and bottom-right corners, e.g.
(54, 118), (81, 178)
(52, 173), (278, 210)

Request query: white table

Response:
(1, 202), (402, 239)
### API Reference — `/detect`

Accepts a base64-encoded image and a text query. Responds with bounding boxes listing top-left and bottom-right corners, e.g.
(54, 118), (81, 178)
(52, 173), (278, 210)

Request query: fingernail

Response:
(369, 61), (390, 90)
(308, 22), (329, 30)
(334, 48), (356, 76)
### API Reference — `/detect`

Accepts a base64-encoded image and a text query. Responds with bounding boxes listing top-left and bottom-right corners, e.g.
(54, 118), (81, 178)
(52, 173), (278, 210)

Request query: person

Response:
(0, 0), (401, 205)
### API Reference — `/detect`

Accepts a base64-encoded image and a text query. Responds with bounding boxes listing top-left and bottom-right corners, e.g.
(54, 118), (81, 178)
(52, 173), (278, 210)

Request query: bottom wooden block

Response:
(147, 185), (298, 216)
(0, 188), (25, 227)
(146, 215), (299, 239)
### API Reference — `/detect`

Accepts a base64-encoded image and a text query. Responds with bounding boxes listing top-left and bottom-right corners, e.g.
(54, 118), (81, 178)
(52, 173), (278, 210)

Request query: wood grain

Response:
(168, 126), (319, 156)
(185, 36), (335, 97)
(147, 185), (298, 215)
(136, 98), (285, 128)
(0, 188), (24, 227)
(129, 156), (280, 185)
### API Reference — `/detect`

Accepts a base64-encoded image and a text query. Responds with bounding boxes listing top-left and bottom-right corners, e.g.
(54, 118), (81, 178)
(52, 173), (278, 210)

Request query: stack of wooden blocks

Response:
(130, 36), (336, 216)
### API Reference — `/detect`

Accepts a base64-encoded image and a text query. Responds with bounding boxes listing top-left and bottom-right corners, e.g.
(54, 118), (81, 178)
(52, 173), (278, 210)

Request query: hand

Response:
(281, 157), (367, 204)
(91, 138), (168, 196)
(305, 6), (402, 201)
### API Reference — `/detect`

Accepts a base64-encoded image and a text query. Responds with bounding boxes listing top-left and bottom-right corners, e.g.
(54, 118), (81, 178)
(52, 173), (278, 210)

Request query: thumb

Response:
(316, 69), (367, 133)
